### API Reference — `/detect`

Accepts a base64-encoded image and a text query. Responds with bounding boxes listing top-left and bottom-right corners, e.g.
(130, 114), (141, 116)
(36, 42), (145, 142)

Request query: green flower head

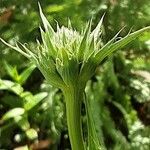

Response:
(1, 4), (150, 90)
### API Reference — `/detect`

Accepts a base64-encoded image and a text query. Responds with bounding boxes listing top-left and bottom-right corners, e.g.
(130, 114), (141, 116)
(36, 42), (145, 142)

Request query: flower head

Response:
(1, 4), (149, 89)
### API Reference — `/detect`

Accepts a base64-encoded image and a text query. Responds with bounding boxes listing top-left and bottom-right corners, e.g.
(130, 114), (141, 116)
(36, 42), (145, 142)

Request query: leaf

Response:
(39, 27), (56, 57)
(78, 20), (92, 61)
(37, 54), (65, 88)
(38, 2), (54, 37)
(0, 79), (24, 95)
(0, 38), (30, 58)
(95, 26), (150, 65)
(22, 92), (47, 111)
(91, 14), (105, 41)
(4, 61), (19, 81)
(34, 92), (48, 102)
(19, 64), (36, 85)
(14, 115), (30, 131)
(85, 80), (107, 150)
(84, 94), (102, 150)
(67, 18), (72, 29)
(2, 108), (25, 121)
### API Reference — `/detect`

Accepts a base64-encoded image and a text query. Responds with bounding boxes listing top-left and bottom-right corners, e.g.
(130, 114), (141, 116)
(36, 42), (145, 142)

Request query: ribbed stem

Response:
(63, 86), (85, 150)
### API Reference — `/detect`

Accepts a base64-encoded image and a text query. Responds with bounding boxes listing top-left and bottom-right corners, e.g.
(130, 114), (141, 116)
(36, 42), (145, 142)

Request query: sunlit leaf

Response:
(2, 108), (25, 121)
(0, 79), (23, 95)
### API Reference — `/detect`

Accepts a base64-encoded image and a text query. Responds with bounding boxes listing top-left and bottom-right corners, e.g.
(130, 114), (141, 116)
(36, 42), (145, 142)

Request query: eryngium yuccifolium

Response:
(1, 5), (150, 89)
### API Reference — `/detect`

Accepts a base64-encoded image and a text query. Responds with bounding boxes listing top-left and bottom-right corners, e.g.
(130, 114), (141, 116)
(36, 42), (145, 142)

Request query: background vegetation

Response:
(0, 0), (150, 149)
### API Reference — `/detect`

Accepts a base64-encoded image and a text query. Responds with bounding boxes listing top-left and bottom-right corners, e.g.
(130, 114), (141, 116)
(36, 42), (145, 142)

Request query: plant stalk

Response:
(63, 86), (85, 150)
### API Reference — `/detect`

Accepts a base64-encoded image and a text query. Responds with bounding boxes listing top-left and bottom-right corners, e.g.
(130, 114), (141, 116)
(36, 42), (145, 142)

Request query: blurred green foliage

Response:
(0, 0), (150, 149)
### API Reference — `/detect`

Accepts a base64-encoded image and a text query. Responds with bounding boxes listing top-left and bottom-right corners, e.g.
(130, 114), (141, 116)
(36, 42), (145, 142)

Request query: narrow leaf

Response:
(2, 108), (25, 121)
(23, 92), (47, 111)
(4, 61), (19, 81)
(95, 26), (150, 65)
(19, 64), (36, 85)
(0, 79), (24, 95)
(68, 18), (72, 29)
(39, 27), (56, 56)
(78, 20), (92, 61)
(91, 14), (105, 40)
(38, 2), (54, 37)
(0, 38), (30, 58)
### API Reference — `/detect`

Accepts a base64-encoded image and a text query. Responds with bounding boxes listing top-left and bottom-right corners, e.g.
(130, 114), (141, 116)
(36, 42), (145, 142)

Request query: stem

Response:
(63, 86), (85, 150)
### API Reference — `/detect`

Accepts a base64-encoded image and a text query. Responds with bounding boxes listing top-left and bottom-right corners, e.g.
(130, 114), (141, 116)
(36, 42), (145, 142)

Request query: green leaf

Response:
(85, 80), (107, 150)
(39, 27), (56, 57)
(68, 18), (72, 29)
(91, 14), (104, 41)
(85, 95), (102, 150)
(95, 26), (150, 65)
(2, 108), (25, 121)
(34, 92), (48, 102)
(4, 61), (19, 82)
(4, 62), (35, 85)
(14, 115), (30, 131)
(22, 92), (47, 111)
(38, 2), (54, 37)
(37, 54), (64, 88)
(0, 38), (30, 58)
(78, 20), (92, 61)
(19, 64), (36, 85)
(0, 79), (24, 95)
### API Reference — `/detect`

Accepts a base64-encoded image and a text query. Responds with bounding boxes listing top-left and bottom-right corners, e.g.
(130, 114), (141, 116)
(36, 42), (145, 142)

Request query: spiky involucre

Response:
(1, 4), (150, 89)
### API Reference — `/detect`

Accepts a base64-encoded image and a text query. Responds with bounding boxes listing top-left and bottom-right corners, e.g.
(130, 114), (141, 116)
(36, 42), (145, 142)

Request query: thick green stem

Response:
(63, 86), (85, 150)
